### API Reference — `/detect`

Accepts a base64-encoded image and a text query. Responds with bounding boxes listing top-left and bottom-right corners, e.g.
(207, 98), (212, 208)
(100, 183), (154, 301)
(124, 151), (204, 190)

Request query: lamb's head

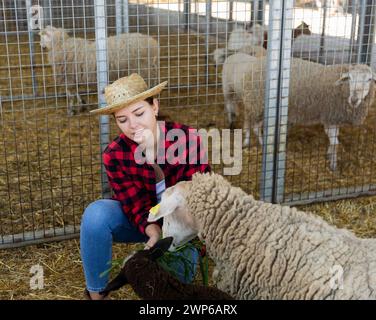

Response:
(212, 48), (226, 66)
(148, 181), (199, 250)
(247, 23), (265, 46)
(99, 237), (173, 296)
(39, 25), (68, 50)
(335, 64), (376, 108)
(293, 21), (312, 38)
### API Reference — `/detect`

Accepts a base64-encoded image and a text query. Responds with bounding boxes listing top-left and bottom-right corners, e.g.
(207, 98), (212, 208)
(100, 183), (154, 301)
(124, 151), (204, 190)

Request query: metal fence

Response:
(1, 0), (376, 248)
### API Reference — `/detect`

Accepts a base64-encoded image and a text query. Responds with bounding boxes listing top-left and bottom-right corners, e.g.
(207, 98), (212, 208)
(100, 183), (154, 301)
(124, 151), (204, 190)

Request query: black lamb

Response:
(100, 237), (233, 300)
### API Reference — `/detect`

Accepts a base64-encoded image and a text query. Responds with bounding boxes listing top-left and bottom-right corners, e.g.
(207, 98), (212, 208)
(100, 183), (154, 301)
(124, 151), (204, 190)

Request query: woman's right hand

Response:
(144, 223), (162, 249)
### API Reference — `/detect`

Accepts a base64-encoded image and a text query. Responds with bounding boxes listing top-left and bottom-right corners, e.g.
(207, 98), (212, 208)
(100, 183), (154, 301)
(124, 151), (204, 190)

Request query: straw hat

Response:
(90, 73), (168, 115)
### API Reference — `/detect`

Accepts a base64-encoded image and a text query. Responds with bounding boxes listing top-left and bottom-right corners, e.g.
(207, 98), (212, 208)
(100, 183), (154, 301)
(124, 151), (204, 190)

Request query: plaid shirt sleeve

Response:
(102, 151), (161, 236)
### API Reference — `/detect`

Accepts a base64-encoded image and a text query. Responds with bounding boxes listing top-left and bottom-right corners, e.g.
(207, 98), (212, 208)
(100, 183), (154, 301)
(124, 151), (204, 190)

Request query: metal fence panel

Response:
(1, 0), (376, 248)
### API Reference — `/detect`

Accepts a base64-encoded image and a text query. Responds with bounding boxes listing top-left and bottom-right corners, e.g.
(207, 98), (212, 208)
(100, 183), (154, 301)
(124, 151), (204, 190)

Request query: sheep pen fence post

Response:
(260, 0), (293, 203)
(94, 0), (111, 199)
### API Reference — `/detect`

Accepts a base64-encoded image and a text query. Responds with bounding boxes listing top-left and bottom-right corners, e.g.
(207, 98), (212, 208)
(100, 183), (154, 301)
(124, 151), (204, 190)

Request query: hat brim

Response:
(90, 80), (168, 115)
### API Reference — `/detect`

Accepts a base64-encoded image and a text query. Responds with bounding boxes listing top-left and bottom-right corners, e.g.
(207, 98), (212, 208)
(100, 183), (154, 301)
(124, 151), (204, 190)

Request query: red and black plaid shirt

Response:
(103, 121), (211, 235)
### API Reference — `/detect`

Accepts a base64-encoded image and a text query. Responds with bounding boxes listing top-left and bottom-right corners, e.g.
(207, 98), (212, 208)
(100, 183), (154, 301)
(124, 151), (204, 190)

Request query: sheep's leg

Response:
(224, 97), (237, 129)
(253, 121), (263, 147)
(66, 89), (75, 117)
(243, 110), (251, 148)
(76, 92), (88, 113)
(324, 125), (340, 171)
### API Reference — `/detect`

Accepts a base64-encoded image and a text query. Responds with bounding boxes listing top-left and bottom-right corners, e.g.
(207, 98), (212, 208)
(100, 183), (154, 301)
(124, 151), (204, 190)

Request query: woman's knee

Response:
(81, 199), (121, 232)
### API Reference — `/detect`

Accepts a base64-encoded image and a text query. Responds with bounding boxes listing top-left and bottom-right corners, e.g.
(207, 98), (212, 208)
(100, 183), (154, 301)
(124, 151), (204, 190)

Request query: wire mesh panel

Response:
(283, 0), (376, 204)
(0, 0), (254, 248)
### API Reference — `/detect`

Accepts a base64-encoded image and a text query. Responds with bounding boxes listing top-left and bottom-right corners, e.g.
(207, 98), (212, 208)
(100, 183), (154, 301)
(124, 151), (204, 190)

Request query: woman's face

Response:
(114, 99), (159, 146)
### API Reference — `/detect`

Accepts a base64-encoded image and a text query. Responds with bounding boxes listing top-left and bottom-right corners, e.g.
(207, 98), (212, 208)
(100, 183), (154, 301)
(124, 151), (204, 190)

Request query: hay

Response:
(0, 239), (217, 300)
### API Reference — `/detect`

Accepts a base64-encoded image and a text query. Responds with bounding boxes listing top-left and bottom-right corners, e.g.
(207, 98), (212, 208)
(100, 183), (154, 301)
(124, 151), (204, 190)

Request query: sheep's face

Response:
(336, 65), (376, 108)
(148, 182), (199, 251)
(247, 24), (265, 46)
(99, 237), (173, 296)
(39, 26), (63, 50)
(39, 26), (54, 49)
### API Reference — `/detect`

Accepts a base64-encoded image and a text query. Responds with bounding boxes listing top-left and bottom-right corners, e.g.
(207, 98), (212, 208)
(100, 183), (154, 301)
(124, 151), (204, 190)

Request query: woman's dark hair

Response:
(145, 96), (156, 105)
(112, 96), (157, 119)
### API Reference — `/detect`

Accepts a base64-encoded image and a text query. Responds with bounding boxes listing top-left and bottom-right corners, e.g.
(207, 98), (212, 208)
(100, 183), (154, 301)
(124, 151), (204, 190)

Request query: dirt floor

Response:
(1, 27), (376, 299)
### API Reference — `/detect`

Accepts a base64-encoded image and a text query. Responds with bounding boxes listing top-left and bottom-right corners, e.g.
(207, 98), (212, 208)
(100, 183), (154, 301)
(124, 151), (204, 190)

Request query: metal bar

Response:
(319, 0), (328, 64)
(251, 0), (259, 26)
(25, 0), (38, 96)
(116, 0), (123, 35)
(0, 30), (40, 35)
(260, 0), (293, 203)
(229, 0), (234, 22)
(94, 0), (111, 198)
(358, 0), (375, 64)
(184, 0), (191, 31)
(283, 184), (376, 206)
(205, 0), (211, 86)
(349, 0), (359, 63)
(357, 0), (366, 63)
(123, 0), (129, 33)
(0, 225), (80, 249)
(257, 0), (264, 25)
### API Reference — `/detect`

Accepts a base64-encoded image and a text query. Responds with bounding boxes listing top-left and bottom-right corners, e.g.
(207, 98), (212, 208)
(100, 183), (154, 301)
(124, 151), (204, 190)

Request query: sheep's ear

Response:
(335, 73), (350, 86)
(147, 192), (181, 223)
(99, 272), (128, 296)
(149, 237), (173, 260)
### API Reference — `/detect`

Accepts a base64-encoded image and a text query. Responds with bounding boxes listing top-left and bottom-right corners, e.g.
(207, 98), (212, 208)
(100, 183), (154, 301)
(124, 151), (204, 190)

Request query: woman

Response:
(80, 74), (210, 300)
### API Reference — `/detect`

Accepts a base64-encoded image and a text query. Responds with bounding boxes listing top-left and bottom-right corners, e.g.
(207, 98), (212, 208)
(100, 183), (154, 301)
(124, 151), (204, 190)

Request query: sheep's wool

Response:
(186, 173), (376, 300)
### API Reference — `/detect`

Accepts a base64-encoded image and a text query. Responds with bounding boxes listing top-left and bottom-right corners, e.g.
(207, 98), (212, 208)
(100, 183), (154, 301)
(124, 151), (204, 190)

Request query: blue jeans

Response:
(80, 199), (198, 292)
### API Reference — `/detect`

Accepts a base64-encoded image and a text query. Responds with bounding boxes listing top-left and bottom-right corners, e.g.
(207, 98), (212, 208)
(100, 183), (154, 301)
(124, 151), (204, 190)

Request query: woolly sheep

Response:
(39, 25), (159, 116)
(227, 24), (265, 51)
(228, 22), (311, 52)
(212, 45), (266, 66)
(148, 172), (376, 300)
(221, 52), (264, 141)
(99, 237), (233, 300)
(237, 56), (376, 171)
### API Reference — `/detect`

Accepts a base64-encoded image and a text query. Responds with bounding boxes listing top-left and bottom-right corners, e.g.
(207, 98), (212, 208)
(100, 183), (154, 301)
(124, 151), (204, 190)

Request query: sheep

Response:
(148, 172), (376, 300)
(227, 22), (311, 52)
(227, 24), (265, 51)
(221, 52), (264, 139)
(212, 44), (266, 66)
(99, 237), (233, 300)
(39, 25), (159, 116)
(232, 56), (376, 171)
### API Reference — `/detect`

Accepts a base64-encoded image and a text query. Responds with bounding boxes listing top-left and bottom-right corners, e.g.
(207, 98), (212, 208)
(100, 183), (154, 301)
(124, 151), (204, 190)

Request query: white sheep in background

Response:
(221, 52), (264, 141)
(39, 25), (159, 116)
(230, 56), (375, 171)
(148, 172), (376, 300)
(227, 24), (265, 51)
(212, 45), (266, 66)
(226, 22), (311, 52)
